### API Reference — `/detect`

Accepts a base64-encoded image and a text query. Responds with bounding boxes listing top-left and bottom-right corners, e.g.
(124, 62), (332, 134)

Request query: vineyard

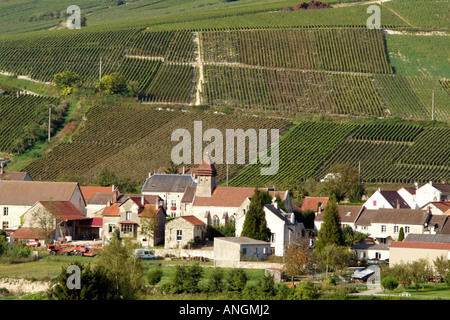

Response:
(229, 121), (449, 186)
(0, 93), (60, 154)
(22, 105), (292, 185)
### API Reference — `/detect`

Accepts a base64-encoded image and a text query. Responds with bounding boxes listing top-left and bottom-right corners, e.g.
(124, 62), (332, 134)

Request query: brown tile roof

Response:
(398, 186), (417, 195)
(11, 227), (45, 240)
(80, 186), (116, 203)
(430, 201), (450, 213)
(0, 171), (29, 181)
(181, 215), (206, 226)
(356, 208), (430, 226)
(101, 203), (120, 216)
(432, 184), (450, 194)
(0, 181), (80, 206)
(39, 201), (85, 221)
(181, 186), (197, 203)
(300, 196), (329, 212)
(390, 241), (450, 250)
(193, 186), (255, 207)
(379, 190), (410, 208)
(315, 205), (363, 222)
(197, 153), (217, 177)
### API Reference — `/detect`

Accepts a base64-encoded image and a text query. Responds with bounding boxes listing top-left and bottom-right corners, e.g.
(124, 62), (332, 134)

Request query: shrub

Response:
(227, 268), (248, 292)
(294, 280), (318, 300)
(381, 276), (399, 295)
(147, 267), (163, 286)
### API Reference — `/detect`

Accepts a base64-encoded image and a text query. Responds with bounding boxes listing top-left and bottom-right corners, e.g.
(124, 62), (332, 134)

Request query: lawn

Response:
(381, 283), (450, 300)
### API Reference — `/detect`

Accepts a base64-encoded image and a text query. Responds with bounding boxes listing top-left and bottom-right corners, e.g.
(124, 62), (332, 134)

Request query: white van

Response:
(134, 249), (156, 259)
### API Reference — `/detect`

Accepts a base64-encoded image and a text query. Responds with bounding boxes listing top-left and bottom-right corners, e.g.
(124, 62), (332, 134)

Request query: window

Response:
(121, 224), (133, 234)
(126, 211), (131, 220)
(176, 230), (182, 241)
(242, 248), (247, 255)
(405, 226), (410, 233)
(373, 200), (377, 206)
(381, 225), (386, 232)
(3, 207), (8, 216)
(2, 221), (8, 229)
(394, 226), (399, 233)
(375, 252), (381, 259)
(229, 216), (236, 225)
(171, 212), (176, 217)
(213, 215), (220, 227)
(171, 200), (176, 207)
(108, 225), (115, 233)
(270, 233), (276, 243)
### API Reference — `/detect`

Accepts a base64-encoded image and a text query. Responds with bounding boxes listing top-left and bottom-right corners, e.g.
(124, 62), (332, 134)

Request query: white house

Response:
(235, 200), (304, 256)
(141, 173), (196, 218)
(416, 182), (450, 208)
(363, 189), (410, 210)
(0, 180), (85, 233)
(397, 186), (418, 209)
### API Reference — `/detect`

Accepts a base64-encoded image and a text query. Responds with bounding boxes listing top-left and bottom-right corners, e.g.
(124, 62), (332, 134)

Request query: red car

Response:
(26, 241), (41, 247)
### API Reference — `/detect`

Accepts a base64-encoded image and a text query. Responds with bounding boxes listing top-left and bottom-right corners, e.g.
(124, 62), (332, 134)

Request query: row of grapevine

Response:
(144, 63), (197, 104)
(200, 27), (393, 74)
(202, 65), (386, 116)
(116, 57), (162, 94)
(127, 30), (195, 62)
(23, 105), (292, 185)
(0, 29), (141, 86)
(0, 94), (59, 153)
(351, 123), (423, 142)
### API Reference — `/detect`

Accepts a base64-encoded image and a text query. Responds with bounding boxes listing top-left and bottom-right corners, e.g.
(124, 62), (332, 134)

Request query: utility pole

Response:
(226, 162), (229, 187)
(431, 89), (435, 121)
(99, 56), (102, 82)
(47, 104), (55, 142)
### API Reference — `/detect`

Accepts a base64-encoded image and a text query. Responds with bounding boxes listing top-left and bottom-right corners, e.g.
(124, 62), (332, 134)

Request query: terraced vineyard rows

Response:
(200, 27), (393, 74)
(23, 105), (292, 185)
(228, 121), (358, 187)
(0, 94), (60, 153)
(0, 29), (141, 86)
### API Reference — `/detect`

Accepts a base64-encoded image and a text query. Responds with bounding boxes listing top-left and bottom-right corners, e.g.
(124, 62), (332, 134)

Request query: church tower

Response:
(195, 153), (217, 197)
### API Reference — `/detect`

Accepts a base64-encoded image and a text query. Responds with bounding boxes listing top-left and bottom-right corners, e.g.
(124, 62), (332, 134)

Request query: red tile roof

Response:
(39, 201), (85, 221)
(101, 203), (120, 216)
(193, 186), (255, 207)
(181, 215), (206, 226)
(80, 186), (116, 203)
(11, 227), (45, 240)
(197, 153), (216, 176)
(390, 241), (450, 250)
(300, 196), (329, 212)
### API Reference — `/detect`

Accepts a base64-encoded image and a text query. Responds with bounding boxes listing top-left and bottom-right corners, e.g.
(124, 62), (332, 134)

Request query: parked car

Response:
(26, 241), (40, 247)
(133, 249), (156, 259)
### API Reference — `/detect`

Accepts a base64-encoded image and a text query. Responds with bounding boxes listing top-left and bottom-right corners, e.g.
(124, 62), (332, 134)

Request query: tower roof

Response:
(197, 153), (217, 176)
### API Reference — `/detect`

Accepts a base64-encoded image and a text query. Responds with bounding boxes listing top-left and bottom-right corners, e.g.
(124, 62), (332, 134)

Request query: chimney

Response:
(148, 171), (152, 178)
(113, 188), (117, 203)
(0, 165), (3, 175)
(141, 195), (145, 206)
(182, 166), (185, 174)
(272, 196), (278, 209)
(427, 206), (431, 214)
(396, 200), (400, 209)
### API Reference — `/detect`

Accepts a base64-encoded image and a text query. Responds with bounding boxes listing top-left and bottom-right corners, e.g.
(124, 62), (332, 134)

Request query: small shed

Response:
(214, 237), (271, 268)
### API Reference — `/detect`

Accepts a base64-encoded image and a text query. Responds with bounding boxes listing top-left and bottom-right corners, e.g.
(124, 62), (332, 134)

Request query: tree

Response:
(147, 267), (163, 286)
(227, 268), (247, 292)
(48, 261), (118, 300)
(381, 276), (399, 296)
(97, 231), (144, 299)
(283, 235), (312, 284)
(169, 263), (204, 293)
(342, 225), (368, 246)
(164, 161), (179, 174)
(314, 197), (345, 252)
(397, 227), (405, 241)
(240, 188), (271, 242)
(433, 256), (450, 282)
(53, 71), (82, 95)
(321, 163), (364, 202)
(97, 168), (117, 187)
(409, 259), (432, 291)
(139, 205), (159, 243)
(207, 268), (225, 293)
(294, 280), (318, 300)
(96, 72), (128, 95)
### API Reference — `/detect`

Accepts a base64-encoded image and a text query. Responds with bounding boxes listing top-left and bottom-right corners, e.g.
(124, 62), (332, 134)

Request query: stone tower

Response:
(195, 153), (217, 197)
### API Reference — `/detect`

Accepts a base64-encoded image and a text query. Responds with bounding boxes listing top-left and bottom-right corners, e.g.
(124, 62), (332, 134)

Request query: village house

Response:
(235, 200), (304, 256)
(213, 237), (271, 268)
(351, 240), (390, 263)
(363, 188), (410, 210)
(101, 195), (166, 247)
(19, 200), (93, 243)
(301, 196), (329, 215)
(80, 185), (119, 217)
(415, 182), (450, 208)
(141, 173), (196, 218)
(420, 200), (450, 215)
(397, 186), (418, 209)
(0, 180), (85, 235)
(314, 205), (365, 233)
(164, 215), (207, 249)
(389, 234), (450, 270)
(0, 160), (33, 181)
